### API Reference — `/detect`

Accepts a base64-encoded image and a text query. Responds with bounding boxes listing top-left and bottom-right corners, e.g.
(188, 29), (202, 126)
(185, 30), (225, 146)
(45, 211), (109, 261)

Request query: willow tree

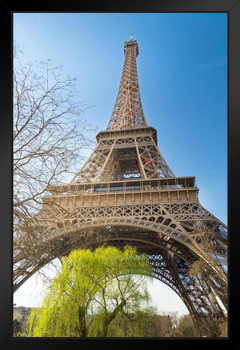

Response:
(27, 246), (152, 337)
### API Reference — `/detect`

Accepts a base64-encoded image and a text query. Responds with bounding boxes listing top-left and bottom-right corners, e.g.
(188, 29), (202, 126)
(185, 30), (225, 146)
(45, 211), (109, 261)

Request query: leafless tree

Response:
(13, 47), (96, 287)
(13, 48), (95, 228)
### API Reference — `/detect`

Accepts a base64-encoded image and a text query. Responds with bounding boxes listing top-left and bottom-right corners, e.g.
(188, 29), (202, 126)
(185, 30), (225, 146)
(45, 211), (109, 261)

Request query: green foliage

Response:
(27, 246), (152, 337)
(92, 307), (157, 337)
(28, 245), (214, 338)
(126, 308), (160, 337)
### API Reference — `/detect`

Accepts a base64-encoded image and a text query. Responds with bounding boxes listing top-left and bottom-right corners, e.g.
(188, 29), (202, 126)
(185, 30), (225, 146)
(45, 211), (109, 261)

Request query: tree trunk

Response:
(78, 307), (87, 337)
(102, 299), (126, 337)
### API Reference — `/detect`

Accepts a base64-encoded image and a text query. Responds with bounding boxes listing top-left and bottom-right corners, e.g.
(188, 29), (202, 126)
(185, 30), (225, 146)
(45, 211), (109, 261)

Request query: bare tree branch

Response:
(13, 47), (97, 286)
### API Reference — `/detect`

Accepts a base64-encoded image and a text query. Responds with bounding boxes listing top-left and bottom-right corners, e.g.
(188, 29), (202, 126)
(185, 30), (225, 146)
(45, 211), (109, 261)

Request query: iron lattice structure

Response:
(13, 37), (227, 335)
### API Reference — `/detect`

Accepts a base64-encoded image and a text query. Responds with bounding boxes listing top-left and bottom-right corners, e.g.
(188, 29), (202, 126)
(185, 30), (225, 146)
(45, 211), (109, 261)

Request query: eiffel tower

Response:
(13, 36), (227, 335)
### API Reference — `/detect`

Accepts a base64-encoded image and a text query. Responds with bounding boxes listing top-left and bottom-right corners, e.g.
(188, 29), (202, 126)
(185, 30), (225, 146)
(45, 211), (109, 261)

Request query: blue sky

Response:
(14, 12), (227, 224)
(13, 12), (227, 313)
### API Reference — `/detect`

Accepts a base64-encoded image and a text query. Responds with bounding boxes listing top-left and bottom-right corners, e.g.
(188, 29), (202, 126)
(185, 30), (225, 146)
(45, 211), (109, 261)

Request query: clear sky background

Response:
(13, 12), (227, 316)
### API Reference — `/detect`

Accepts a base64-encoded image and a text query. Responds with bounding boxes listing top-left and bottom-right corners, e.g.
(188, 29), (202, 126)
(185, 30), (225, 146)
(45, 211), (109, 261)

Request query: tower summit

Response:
(107, 37), (146, 130)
